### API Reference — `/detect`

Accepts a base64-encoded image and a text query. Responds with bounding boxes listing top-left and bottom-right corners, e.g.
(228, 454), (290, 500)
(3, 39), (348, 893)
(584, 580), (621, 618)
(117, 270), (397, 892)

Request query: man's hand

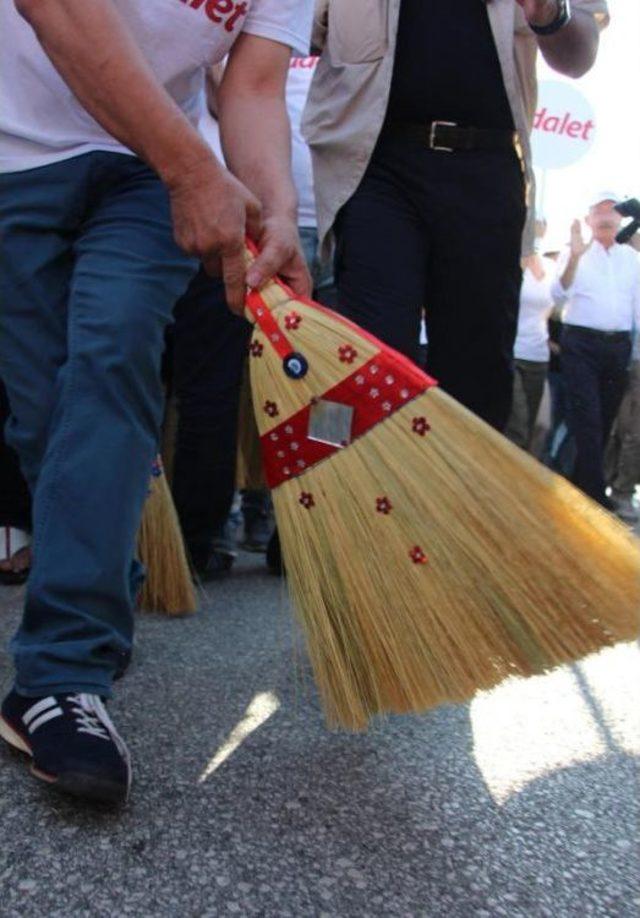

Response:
(558, 219), (590, 292)
(246, 216), (312, 298)
(168, 160), (262, 315)
(515, 0), (559, 28)
(569, 219), (590, 259)
(218, 36), (312, 302)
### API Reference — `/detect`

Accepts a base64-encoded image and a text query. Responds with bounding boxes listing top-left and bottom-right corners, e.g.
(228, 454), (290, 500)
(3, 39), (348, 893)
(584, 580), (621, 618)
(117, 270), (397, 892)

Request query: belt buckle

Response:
(429, 120), (456, 152)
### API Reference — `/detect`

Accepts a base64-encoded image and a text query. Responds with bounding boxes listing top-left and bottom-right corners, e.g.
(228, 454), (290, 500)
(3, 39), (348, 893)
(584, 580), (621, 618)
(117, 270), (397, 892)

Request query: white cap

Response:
(588, 190), (620, 208)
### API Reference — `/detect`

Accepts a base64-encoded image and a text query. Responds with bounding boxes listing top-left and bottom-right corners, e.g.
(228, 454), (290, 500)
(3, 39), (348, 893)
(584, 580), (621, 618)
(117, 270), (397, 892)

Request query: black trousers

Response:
(334, 135), (526, 429)
(561, 325), (632, 505)
(169, 246), (337, 567)
(170, 270), (252, 567)
(0, 378), (31, 530)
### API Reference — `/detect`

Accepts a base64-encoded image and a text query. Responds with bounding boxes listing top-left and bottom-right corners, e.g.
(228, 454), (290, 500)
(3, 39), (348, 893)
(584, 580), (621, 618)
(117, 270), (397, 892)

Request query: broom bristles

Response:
(137, 464), (197, 616)
(247, 276), (640, 731)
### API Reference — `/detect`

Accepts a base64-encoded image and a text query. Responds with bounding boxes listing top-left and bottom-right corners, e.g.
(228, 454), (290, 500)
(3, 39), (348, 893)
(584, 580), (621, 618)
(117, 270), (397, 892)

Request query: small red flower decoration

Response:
(264, 400), (279, 418)
(412, 417), (431, 436)
(284, 311), (302, 330)
(250, 341), (264, 357)
(376, 497), (392, 515)
(410, 546), (428, 565)
(338, 344), (358, 364)
(299, 492), (315, 509)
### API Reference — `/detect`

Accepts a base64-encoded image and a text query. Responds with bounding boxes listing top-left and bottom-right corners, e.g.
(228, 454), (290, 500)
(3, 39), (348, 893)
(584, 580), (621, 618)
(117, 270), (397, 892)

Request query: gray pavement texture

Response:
(1, 552), (639, 918)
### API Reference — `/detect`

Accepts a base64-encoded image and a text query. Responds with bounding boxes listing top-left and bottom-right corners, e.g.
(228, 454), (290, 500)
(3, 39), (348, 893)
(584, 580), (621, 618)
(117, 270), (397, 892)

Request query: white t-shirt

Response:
(198, 53), (319, 226)
(199, 110), (225, 163)
(286, 55), (318, 228)
(514, 258), (555, 362)
(0, 0), (312, 173)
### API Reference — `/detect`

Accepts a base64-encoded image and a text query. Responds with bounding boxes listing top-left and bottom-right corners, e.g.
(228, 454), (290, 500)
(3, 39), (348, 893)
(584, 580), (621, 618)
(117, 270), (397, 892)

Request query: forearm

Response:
(219, 94), (298, 221)
(16, 0), (219, 187)
(537, 9), (599, 78)
(559, 253), (582, 291)
(214, 35), (309, 295)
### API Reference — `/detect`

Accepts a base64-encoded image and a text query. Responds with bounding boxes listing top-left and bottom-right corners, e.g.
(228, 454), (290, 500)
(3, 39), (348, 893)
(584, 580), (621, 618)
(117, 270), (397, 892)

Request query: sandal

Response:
(0, 526), (31, 585)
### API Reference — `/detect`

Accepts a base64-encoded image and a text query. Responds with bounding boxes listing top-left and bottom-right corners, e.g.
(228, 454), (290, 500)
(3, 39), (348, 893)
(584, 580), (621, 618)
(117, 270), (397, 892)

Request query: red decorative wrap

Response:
(246, 288), (295, 361)
(260, 351), (436, 489)
(243, 255), (438, 490)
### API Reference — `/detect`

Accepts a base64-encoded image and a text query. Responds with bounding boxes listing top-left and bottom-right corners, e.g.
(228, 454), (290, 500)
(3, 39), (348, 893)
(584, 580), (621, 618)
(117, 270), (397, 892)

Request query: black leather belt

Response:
(382, 120), (516, 153)
(564, 324), (631, 341)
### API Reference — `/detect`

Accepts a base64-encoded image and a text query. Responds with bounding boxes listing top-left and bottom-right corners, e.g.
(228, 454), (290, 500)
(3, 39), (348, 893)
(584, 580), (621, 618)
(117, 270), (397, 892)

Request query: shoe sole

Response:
(0, 714), (127, 806)
(241, 542), (268, 554)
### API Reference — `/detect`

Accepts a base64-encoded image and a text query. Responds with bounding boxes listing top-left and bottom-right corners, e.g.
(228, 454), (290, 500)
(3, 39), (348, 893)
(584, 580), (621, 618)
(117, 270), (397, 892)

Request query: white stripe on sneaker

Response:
(28, 707), (63, 733)
(22, 696), (57, 726)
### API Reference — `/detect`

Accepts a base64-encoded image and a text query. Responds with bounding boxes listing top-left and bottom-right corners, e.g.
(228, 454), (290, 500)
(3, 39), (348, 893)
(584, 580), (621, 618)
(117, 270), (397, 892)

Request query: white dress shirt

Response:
(551, 241), (640, 332)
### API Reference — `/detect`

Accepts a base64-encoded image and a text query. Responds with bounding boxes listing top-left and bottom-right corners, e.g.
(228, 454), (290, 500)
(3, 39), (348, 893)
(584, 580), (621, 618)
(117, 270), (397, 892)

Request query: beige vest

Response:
(302, 0), (608, 258)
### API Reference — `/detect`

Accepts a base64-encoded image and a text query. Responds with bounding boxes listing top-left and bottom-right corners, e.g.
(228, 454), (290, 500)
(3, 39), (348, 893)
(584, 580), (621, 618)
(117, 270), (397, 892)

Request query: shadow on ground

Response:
(0, 554), (638, 917)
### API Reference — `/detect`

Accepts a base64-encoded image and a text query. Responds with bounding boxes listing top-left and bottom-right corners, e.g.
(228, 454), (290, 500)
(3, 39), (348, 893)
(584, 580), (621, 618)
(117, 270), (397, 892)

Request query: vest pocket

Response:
(327, 0), (388, 65)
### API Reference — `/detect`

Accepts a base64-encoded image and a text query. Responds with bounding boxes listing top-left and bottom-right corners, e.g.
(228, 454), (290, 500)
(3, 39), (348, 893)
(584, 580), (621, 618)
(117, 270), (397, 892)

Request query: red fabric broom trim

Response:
(260, 350), (434, 488)
(244, 240), (438, 489)
(245, 288), (295, 361)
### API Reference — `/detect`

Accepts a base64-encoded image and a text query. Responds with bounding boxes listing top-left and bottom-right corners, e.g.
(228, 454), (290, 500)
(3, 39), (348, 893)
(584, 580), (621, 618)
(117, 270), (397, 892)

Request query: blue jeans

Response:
(0, 153), (197, 697)
(298, 226), (336, 305)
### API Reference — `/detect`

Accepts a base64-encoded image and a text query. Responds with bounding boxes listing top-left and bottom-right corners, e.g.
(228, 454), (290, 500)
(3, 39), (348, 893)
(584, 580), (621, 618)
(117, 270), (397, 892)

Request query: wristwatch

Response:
(529, 0), (571, 36)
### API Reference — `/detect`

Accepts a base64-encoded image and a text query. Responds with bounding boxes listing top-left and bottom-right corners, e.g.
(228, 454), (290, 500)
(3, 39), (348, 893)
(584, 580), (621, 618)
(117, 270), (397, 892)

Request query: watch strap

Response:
(529, 0), (571, 36)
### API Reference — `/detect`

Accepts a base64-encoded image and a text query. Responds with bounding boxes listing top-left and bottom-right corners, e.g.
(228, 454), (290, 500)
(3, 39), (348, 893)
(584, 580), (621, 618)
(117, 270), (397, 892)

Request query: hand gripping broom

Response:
(243, 245), (640, 731)
(137, 455), (197, 615)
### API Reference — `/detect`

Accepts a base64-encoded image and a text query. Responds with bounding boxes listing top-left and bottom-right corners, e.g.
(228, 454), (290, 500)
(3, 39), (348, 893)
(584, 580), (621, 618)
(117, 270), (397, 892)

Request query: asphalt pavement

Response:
(0, 552), (639, 918)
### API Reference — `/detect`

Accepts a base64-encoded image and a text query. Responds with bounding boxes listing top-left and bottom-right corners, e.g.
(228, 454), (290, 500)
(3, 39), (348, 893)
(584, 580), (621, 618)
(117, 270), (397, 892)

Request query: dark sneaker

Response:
(0, 690), (131, 805)
(241, 489), (274, 553)
(194, 548), (236, 580)
(610, 495), (639, 524)
(190, 520), (238, 581)
(241, 514), (274, 553)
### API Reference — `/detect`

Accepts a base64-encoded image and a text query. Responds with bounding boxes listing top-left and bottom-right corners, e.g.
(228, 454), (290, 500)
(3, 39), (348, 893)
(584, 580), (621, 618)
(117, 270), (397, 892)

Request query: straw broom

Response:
(243, 249), (640, 731)
(137, 455), (197, 615)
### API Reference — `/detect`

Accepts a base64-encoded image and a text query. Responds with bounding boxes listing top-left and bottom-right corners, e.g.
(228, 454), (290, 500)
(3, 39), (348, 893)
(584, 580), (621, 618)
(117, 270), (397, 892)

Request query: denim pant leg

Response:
(298, 225), (337, 307)
(2, 154), (197, 697)
(504, 363), (529, 450)
(608, 360), (640, 499)
(0, 160), (82, 497)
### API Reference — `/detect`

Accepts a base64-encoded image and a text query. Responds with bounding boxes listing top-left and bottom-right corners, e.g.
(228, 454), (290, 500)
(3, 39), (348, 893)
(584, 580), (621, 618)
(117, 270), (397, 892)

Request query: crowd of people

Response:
(0, 0), (637, 807)
(505, 197), (640, 522)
